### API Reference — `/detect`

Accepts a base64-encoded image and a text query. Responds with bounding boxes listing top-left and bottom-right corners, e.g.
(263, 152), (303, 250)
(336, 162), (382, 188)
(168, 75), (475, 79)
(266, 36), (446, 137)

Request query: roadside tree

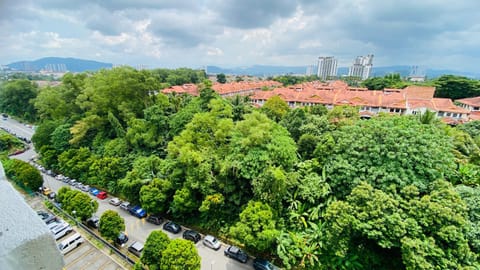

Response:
(99, 210), (125, 243)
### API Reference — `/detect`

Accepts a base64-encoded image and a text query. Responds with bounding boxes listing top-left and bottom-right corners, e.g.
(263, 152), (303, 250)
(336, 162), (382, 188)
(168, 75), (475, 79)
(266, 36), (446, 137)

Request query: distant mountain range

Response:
(6, 57), (112, 72)
(5, 57), (479, 78)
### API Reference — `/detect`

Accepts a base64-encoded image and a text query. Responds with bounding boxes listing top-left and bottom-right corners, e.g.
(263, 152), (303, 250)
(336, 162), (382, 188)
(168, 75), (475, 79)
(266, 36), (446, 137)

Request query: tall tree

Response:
(0, 79), (38, 121)
(216, 73), (227, 84)
(261, 96), (290, 122)
(141, 230), (171, 270)
(160, 239), (201, 270)
(99, 210), (125, 243)
(434, 75), (480, 99)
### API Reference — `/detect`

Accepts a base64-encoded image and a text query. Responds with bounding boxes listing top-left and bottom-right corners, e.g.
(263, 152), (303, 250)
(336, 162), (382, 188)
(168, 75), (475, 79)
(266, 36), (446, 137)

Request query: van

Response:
(50, 222), (73, 240)
(58, 233), (84, 255)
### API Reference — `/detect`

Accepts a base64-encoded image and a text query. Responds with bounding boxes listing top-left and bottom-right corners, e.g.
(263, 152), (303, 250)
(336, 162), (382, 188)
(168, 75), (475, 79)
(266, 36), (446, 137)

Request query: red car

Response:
(96, 191), (108, 200)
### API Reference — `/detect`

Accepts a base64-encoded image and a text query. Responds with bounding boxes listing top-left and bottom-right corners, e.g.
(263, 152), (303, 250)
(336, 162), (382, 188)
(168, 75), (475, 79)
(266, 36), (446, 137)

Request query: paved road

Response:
(1, 118), (254, 270)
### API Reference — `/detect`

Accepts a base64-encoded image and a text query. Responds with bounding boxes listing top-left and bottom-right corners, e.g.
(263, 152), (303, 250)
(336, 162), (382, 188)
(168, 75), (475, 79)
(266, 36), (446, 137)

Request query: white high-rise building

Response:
(317, 56), (337, 80)
(348, 54), (374, 80)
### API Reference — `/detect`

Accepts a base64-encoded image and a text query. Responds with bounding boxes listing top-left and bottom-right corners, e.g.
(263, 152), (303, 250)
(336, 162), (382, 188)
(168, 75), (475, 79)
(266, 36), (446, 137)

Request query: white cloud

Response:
(0, 0), (479, 72)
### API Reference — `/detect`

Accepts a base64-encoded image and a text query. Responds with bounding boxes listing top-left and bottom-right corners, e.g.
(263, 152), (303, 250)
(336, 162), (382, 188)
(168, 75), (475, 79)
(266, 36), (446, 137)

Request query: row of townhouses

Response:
(162, 80), (480, 123)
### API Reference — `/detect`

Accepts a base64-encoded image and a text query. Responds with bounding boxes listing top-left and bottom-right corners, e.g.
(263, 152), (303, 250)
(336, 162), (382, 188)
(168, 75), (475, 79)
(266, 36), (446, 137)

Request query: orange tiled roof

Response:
(404, 85), (435, 99)
(212, 81), (281, 95)
(456, 96), (480, 107)
(469, 111), (480, 120)
(162, 84), (199, 96)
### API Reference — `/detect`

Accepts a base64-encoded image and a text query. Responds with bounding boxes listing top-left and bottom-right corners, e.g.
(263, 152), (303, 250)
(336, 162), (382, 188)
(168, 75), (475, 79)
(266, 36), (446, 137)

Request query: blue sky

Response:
(1, 0), (480, 71)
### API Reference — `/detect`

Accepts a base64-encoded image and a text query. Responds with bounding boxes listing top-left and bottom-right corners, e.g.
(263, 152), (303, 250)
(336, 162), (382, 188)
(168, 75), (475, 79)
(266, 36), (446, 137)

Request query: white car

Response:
(109, 197), (122, 206)
(203, 235), (221, 250)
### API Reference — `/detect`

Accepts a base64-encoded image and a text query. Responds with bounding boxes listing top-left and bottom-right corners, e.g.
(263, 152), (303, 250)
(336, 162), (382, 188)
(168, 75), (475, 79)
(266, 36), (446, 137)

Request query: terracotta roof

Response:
(162, 84), (199, 96)
(212, 81), (281, 95)
(469, 111), (480, 121)
(404, 85), (435, 99)
(432, 98), (470, 113)
(456, 96), (480, 107)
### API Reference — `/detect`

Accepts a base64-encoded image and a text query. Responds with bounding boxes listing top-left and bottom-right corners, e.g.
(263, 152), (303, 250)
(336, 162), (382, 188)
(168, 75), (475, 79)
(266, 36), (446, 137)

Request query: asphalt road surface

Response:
(1, 117), (255, 270)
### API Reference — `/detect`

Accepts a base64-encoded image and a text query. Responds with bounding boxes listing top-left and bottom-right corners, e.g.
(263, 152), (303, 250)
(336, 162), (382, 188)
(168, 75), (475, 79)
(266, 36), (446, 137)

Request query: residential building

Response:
(250, 81), (469, 122)
(317, 56), (337, 81)
(348, 54), (374, 80)
(456, 96), (480, 120)
(161, 81), (282, 97)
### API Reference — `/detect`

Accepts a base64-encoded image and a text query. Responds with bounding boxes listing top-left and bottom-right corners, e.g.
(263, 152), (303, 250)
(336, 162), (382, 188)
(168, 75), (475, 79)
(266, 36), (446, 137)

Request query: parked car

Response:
(224, 246), (248, 263)
(68, 179), (77, 186)
(116, 232), (129, 247)
(58, 233), (84, 255)
(129, 205), (147, 218)
(183, 230), (201, 243)
(81, 185), (90, 192)
(119, 201), (131, 211)
(146, 214), (163, 225)
(128, 241), (144, 257)
(89, 187), (100, 196)
(253, 258), (280, 270)
(50, 221), (73, 240)
(48, 192), (56, 200)
(109, 197), (122, 206)
(163, 221), (181, 234)
(96, 191), (108, 200)
(203, 235), (221, 250)
(37, 211), (57, 225)
(85, 216), (100, 229)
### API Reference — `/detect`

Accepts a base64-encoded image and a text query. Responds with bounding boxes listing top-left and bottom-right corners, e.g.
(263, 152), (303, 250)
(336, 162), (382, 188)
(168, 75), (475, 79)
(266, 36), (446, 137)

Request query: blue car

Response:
(89, 187), (100, 196)
(129, 205), (147, 218)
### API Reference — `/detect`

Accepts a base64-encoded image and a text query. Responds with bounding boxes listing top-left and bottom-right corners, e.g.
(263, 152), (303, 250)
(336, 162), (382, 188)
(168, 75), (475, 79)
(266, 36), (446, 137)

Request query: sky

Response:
(1, 0), (480, 71)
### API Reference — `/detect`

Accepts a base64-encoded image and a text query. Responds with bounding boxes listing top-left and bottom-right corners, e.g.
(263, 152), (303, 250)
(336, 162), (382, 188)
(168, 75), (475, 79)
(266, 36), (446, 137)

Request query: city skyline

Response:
(1, 1), (480, 72)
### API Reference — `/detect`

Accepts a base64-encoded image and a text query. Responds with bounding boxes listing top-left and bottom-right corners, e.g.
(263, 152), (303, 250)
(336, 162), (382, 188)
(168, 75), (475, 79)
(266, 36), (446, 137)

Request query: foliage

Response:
(159, 239), (201, 270)
(141, 230), (171, 270)
(433, 75), (480, 99)
(3, 158), (42, 192)
(58, 147), (94, 181)
(322, 180), (478, 269)
(455, 185), (480, 254)
(216, 73), (227, 84)
(99, 210), (125, 243)
(273, 75), (319, 86)
(56, 186), (98, 220)
(261, 95), (290, 122)
(230, 201), (279, 253)
(140, 178), (173, 214)
(317, 115), (457, 198)
(362, 73), (407, 90)
(0, 130), (24, 153)
(0, 79), (38, 121)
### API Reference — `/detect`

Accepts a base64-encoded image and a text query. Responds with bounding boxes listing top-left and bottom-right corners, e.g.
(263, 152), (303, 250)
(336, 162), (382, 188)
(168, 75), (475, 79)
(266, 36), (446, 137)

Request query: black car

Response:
(163, 221), (181, 234)
(116, 232), (129, 246)
(182, 230), (201, 243)
(146, 214), (163, 225)
(85, 216), (100, 229)
(224, 245), (248, 263)
(253, 258), (280, 270)
(37, 211), (57, 225)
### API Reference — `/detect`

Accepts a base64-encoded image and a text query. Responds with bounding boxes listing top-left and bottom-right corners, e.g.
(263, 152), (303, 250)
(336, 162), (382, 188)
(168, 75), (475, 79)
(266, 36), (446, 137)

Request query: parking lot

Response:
(26, 195), (128, 270)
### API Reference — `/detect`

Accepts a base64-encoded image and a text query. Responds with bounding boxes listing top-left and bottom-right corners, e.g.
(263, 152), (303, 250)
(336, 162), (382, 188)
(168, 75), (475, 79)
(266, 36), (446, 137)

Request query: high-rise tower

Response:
(348, 54), (374, 80)
(317, 56), (338, 81)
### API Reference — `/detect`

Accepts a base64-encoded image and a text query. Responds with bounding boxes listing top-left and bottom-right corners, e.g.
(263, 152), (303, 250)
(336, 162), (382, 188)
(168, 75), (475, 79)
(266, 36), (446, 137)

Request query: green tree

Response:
(140, 178), (173, 214)
(0, 79), (38, 121)
(261, 95), (290, 122)
(317, 115), (457, 198)
(434, 75), (480, 99)
(56, 187), (98, 220)
(216, 73), (227, 84)
(141, 230), (171, 270)
(230, 201), (279, 253)
(322, 180), (478, 269)
(280, 108), (308, 141)
(99, 210), (125, 243)
(3, 159), (42, 192)
(159, 239), (201, 270)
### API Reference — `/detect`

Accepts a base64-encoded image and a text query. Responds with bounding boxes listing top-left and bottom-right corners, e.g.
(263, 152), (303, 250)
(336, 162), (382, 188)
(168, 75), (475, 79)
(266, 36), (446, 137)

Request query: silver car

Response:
(203, 235), (221, 250)
(109, 197), (122, 206)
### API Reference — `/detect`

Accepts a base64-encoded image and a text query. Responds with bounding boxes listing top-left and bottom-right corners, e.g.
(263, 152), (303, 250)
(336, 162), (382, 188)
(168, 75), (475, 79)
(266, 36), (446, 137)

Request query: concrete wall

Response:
(0, 161), (64, 270)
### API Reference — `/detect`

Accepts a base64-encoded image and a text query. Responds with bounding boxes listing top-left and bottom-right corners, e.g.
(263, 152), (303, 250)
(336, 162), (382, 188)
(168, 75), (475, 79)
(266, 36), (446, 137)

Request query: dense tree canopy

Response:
(0, 79), (38, 121)
(99, 210), (125, 243)
(21, 68), (480, 269)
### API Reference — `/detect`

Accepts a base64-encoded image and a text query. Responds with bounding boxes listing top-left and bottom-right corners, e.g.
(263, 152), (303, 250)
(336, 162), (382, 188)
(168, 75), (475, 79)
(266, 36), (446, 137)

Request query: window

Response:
(474, 107), (479, 111)
(438, 112), (444, 117)
(453, 113), (458, 118)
